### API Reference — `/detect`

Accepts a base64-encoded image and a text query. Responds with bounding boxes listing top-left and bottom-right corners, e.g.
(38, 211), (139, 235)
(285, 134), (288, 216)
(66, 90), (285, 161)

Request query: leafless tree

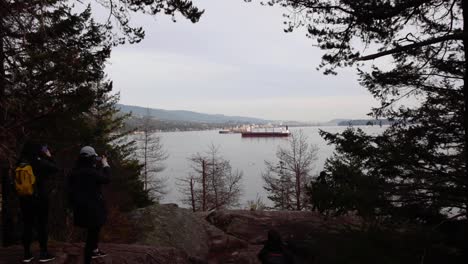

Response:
(178, 145), (243, 211)
(263, 130), (318, 210)
(135, 109), (169, 201)
(245, 194), (267, 211)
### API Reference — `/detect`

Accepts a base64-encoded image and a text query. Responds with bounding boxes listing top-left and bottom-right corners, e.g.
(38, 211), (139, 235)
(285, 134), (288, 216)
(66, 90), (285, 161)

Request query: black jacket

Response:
(68, 165), (111, 228)
(30, 156), (59, 200)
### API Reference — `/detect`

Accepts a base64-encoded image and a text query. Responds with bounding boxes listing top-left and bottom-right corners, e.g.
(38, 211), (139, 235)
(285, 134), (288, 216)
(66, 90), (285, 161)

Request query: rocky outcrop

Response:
(204, 210), (360, 264)
(129, 204), (250, 263)
(0, 242), (190, 264)
(205, 210), (360, 244)
(129, 203), (212, 260)
(129, 204), (361, 264)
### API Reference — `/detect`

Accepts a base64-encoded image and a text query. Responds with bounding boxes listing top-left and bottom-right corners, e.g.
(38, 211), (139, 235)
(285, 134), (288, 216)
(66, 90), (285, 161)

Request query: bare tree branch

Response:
(357, 33), (463, 61)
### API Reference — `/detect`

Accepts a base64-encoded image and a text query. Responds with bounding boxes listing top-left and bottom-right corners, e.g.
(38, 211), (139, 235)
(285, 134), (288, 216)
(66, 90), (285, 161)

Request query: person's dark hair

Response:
(266, 229), (283, 250)
(19, 141), (42, 163)
(76, 154), (96, 168)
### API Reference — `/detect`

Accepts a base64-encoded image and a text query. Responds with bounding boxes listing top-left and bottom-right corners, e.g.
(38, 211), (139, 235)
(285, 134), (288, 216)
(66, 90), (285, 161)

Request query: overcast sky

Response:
(103, 0), (379, 122)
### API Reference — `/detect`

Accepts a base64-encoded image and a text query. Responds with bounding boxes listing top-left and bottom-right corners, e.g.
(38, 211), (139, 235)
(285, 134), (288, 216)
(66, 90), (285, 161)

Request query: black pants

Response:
(19, 196), (49, 254)
(84, 226), (101, 264)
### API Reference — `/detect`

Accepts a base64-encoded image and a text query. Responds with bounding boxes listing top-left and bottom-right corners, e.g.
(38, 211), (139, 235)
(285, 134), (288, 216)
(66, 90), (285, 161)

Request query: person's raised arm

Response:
(95, 156), (111, 184)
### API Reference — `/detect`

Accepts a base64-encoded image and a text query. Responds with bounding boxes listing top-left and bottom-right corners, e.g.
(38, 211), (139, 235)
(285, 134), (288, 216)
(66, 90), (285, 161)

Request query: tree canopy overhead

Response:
(254, 0), (467, 132)
(87, 0), (204, 44)
(258, 0), (463, 72)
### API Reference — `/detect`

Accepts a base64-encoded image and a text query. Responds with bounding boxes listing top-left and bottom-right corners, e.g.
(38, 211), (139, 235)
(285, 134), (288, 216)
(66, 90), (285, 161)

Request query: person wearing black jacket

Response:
(18, 143), (59, 263)
(258, 229), (295, 264)
(68, 146), (111, 264)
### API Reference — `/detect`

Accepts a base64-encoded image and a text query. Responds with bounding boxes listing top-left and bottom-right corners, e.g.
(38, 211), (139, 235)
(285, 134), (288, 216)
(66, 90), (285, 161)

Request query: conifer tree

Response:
(256, 0), (468, 221)
(0, 0), (153, 212)
(0, 1), (111, 163)
(0, 0), (203, 163)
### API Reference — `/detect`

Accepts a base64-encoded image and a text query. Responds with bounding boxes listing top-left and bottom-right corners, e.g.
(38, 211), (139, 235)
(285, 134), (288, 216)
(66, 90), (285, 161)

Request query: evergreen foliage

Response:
(250, 1), (468, 260)
(1, 1), (111, 162)
(258, 0), (467, 223)
(80, 0), (204, 44)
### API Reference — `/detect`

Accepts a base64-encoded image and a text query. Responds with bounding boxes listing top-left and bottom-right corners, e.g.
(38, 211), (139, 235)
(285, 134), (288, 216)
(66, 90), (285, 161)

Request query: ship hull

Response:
(219, 130), (243, 134)
(241, 132), (290, 137)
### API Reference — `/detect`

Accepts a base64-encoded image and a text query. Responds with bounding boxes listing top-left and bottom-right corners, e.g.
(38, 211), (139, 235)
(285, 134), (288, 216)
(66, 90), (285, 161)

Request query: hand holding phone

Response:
(41, 146), (52, 157)
(100, 155), (109, 167)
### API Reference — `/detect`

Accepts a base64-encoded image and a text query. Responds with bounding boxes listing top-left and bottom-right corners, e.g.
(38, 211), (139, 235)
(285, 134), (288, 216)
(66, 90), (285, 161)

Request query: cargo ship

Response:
(241, 126), (290, 137)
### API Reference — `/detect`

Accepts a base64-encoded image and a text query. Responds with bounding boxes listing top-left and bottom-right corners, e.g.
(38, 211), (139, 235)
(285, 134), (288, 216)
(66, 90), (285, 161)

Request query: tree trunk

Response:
(0, 0), (4, 102)
(144, 130), (148, 191)
(190, 178), (196, 212)
(463, 0), (468, 219)
(202, 160), (206, 211)
(212, 164), (219, 209)
(0, 1), (6, 163)
(1, 166), (13, 246)
(296, 171), (301, 211)
(0, 21), (4, 101)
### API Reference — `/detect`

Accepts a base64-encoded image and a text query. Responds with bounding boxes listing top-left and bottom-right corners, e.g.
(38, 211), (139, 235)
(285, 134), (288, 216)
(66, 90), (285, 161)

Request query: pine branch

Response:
(357, 33), (463, 61)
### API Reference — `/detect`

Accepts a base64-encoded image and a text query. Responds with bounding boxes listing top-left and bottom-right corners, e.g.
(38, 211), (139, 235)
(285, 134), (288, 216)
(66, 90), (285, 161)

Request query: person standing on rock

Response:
(258, 229), (295, 264)
(17, 142), (59, 263)
(69, 146), (111, 264)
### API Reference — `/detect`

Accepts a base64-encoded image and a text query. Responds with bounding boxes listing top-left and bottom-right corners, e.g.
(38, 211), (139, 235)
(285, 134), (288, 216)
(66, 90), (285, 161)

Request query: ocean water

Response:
(133, 126), (386, 207)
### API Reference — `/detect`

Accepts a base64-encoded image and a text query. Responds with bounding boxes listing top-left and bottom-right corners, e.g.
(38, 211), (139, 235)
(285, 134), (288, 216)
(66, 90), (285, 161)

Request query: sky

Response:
(101, 0), (379, 122)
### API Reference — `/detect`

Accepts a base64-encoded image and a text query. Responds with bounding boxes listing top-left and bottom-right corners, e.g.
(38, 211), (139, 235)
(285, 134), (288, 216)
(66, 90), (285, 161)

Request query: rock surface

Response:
(129, 203), (213, 260)
(205, 210), (360, 244)
(0, 242), (190, 264)
(129, 204), (360, 264)
(129, 204), (250, 263)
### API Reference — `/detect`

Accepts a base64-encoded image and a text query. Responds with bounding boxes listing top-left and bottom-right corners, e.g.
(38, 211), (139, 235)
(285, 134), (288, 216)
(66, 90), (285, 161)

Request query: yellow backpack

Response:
(15, 164), (36, 196)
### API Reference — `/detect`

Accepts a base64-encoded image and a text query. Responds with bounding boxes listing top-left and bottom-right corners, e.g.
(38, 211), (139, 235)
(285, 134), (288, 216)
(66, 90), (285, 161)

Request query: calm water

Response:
(142, 126), (386, 207)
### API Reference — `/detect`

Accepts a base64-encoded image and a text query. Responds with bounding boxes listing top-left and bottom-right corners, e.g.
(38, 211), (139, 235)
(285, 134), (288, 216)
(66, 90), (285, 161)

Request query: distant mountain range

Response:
(117, 104), (269, 124)
(117, 104), (387, 127)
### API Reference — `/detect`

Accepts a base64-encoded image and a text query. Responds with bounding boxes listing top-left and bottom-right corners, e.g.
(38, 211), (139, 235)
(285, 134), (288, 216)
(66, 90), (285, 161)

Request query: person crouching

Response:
(69, 146), (110, 264)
